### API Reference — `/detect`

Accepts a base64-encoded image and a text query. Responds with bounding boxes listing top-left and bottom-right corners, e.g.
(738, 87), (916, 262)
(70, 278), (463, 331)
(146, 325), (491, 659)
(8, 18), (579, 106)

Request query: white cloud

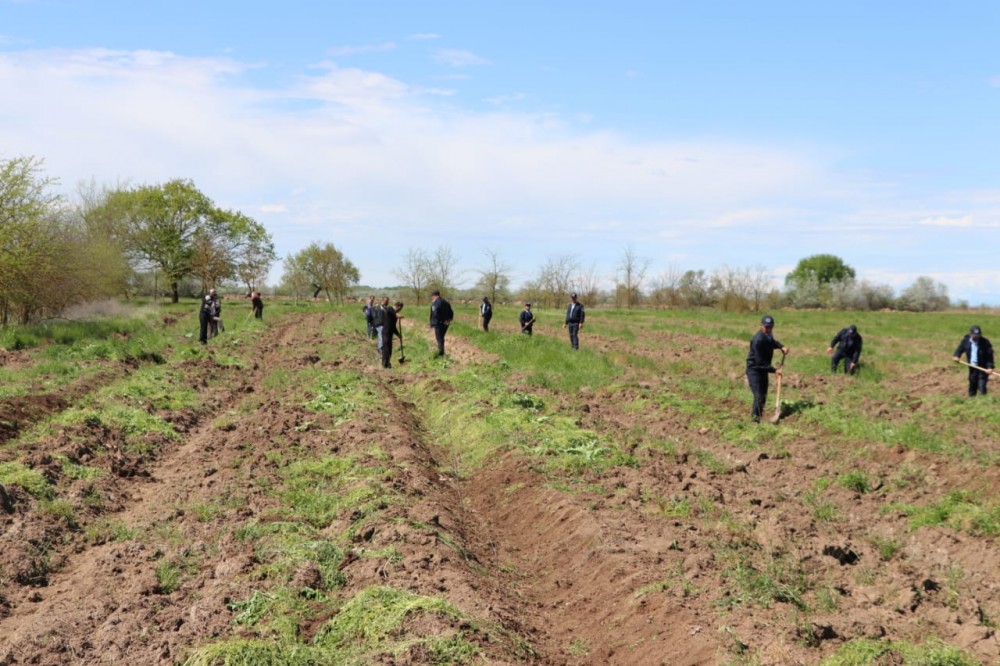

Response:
(433, 48), (490, 67)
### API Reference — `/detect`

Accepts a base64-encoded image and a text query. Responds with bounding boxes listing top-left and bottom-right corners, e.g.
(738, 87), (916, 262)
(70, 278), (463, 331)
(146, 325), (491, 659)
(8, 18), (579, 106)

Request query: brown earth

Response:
(0, 311), (997, 665)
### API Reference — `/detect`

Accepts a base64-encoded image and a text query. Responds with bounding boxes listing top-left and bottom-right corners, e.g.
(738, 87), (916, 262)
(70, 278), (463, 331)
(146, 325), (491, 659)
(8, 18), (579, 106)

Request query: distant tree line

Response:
(350, 247), (957, 313)
(0, 155), (277, 324)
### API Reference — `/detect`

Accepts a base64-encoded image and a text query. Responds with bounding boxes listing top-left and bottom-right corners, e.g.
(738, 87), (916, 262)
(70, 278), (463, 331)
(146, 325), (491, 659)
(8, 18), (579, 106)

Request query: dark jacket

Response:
(830, 328), (863, 362)
(565, 301), (585, 325)
(363, 302), (375, 324)
(430, 297), (454, 327)
(746, 330), (784, 373)
(382, 307), (400, 339)
(954, 335), (995, 369)
(481, 300), (493, 319)
(519, 309), (534, 331)
(200, 296), (217, 318)
(372, 304), (386, 328)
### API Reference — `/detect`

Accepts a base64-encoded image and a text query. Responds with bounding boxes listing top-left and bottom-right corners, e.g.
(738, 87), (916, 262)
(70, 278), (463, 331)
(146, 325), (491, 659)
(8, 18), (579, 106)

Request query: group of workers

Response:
(746, 315), (994, 423)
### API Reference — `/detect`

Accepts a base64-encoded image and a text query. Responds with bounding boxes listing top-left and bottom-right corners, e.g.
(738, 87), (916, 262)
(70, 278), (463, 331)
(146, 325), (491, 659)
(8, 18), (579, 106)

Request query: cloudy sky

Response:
(2, 1), (999, 302)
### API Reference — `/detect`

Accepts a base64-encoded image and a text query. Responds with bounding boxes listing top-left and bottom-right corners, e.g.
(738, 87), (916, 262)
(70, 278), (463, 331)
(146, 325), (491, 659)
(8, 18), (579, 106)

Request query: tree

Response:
(678, 270), (716, 307)
(897, 276), (950, 312)
(394, 248), (431, 306)
(0, 157), (123, 324)
(614, 245), (649, 309)
(785, 254), (855, 286)
(648, 265), (683, 308)
(280, 253), (311, 302)
(426, 245), (460, 296)
(534, 254), (578, 308)
(473, 249), (512, 303)
(287, 242), (359, 304)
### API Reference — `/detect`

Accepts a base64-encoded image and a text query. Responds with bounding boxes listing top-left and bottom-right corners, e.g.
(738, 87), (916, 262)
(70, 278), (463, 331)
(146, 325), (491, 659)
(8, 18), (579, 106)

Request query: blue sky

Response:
(2, 1), (999, 302)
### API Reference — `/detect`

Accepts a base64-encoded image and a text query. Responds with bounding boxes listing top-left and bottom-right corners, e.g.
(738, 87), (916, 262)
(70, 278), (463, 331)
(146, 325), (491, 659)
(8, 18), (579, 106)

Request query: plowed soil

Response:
(0, 309), (997, 665)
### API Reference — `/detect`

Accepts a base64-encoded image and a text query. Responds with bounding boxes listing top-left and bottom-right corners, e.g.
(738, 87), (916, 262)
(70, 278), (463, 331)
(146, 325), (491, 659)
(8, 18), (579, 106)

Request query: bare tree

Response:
(534, 254), (578, 308)
(649, 264), (683, 309)
(394, 248), (431, 306)
(426, 245), (461, 296)
(474, 249), (512, 303)
(614, 245), (650, 309)
(575, 262), (602, 308)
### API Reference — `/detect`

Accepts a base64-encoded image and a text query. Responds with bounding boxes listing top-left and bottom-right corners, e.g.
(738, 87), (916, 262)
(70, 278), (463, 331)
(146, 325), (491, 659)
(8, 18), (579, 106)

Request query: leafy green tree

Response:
(785, 254), (855, 286)
(287, 242), (360, 303)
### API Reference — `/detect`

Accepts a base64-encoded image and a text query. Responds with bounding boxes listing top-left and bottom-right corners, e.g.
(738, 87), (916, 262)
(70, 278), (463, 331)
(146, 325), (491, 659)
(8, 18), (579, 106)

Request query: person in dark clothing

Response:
(745, 315), (790, 423)
(827, 324), (862, 374)
(480, 297), (493, 331)
(208, 288), (222, 337)
(363, 296), (377, 338)
(952, 325), (994, 396)
(198, 294), (215, 344)
(429, 290), (454, 356)
(564, 292), (585, 350)
(519, 303), (535, 335)
(381, 301), (404, 368)
(251, 291), (264, 320)
(374, 297), (389, 354)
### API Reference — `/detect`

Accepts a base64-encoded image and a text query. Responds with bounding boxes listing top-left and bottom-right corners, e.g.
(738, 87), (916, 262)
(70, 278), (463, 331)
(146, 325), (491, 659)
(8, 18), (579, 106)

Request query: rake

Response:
(955, 359), (993, 374)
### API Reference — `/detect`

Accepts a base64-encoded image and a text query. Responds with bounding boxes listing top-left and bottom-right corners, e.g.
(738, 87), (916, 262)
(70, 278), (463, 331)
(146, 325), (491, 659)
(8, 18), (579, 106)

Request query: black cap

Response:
(431, 290), (440, 296)
(570, 292), (577, 298)
(848, 324), (857, 333)
(971, 325), (982, 335)
(525, 302), (531, 306)
(761, 315), (774, 326)
(483, 296), (489, 301)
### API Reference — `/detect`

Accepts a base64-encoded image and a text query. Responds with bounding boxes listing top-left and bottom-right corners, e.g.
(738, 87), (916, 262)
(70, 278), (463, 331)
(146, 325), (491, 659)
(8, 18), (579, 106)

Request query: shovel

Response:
(397, 328), (406, 364)
(770, 352), (786, 424)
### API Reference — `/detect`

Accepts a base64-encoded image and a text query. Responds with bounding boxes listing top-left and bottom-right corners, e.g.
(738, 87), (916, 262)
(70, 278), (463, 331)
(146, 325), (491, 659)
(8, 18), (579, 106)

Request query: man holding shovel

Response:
(952, 325), (994, 396)
(381, 301), (404, 369)
(745, 315), (790, 423)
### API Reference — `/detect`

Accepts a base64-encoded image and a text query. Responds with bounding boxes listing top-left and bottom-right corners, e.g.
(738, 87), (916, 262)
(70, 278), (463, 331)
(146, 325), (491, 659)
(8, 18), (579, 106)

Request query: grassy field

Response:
(0, 299), (997, 665)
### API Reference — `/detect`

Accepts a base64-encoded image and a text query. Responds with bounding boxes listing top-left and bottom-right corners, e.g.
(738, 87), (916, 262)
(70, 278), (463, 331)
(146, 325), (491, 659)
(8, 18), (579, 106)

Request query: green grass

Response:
(0, 461), (55, 499)
(820, 637), (979, 665)
(887, 491), (1000, 537)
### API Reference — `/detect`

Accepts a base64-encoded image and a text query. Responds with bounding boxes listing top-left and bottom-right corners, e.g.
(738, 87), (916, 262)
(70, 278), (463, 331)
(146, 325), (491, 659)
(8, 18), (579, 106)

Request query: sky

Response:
(2, 1), (999, 303)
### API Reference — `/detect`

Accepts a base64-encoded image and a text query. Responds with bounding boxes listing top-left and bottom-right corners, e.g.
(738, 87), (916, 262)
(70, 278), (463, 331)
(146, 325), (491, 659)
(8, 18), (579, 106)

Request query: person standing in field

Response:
(198, 294), (215, 344)
(374, 297), (389, 355)
(564, 292), (585, 350)
(381, 301), (404, 368)
(480, 296), (493, 331)
(363, 295), (377, 338)
(208, 288), (222, 337)
(827, 324), (862, 374)
(429, 290), (454, 357)
(519, 303), (534, 335)
(250, 291), (264, 320)
(745, 315), (789, 423)
(952, 325), (994, 396)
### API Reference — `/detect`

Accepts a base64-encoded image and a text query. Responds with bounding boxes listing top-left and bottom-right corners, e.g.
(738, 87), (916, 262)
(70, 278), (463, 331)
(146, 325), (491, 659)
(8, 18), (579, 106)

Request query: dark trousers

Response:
(567, 323), (580, 349)
(967, 367), (989, 396)
(482, 315), (491, 332)
(831, 349), (857, 374)
(198, 312), (211, 344)
(746, 370), (769, 421)
(253, 305), (263, 319)
(433, 324), (449, 355)
(381, 331), (394, 368)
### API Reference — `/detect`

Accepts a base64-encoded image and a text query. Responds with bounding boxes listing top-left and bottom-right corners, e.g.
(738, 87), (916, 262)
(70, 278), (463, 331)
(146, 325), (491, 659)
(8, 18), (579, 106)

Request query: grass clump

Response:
(820, 637), (978, 665)
(0, 462), (55, 500)
(887, 491), (1000, 537)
